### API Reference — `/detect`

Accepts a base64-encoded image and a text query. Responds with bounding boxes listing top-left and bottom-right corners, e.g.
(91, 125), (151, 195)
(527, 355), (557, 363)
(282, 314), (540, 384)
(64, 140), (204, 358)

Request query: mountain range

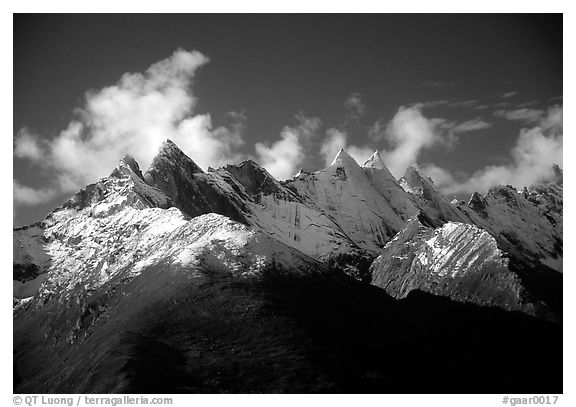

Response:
(13, 139), (563, 393)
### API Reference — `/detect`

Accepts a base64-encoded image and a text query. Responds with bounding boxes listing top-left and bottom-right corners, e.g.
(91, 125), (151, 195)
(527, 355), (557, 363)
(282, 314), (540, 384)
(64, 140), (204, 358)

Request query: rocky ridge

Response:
(13, 139), (563, 394)
(14, 140), (562, 317)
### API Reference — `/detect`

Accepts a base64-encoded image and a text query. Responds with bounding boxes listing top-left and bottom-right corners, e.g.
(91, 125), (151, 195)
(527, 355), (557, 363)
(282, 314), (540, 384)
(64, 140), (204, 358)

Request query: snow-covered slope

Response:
(370, 218), (541, 316)
(284, 149), (409, 252)
(13, 139), (563, 394)
(13, 139), (562, 318)
(13, 156), (320, 303)
(215, 160), (362, 261)
(13, 157), (171, 297)
(458, 183), (563, 272)
(136, 141), (362, 265)
(361, 152), (419, 221)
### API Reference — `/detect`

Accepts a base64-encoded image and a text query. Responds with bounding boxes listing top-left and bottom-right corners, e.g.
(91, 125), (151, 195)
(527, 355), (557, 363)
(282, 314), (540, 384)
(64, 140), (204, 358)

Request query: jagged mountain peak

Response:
(142, 140), (204, 207)
(467, 191), (488, 214)
(324, 148), (371, 185)
(330, 148), (359, 168)
(53, 153), (172, 220)
(400, 164), (435, 194)
(157, 138), (188, 157)
(362, 152), (398, 183)
(13, 130), (564, 395)
(146, 139), (204, 178)
(362, 151), (386, 170)
(138, 140), (250, 223)
(222, 159), (286, 197)
(399, 163), (470, 226)
(360, 153), (419, 222)
(234, 159), (271, 173)
(109, 154), (144, 179)
(403, 163), (429, 182)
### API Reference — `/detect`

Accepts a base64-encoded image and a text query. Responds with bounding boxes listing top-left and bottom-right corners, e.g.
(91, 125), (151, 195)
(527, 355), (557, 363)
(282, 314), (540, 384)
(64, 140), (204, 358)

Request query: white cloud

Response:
(449, 118), (493, 133)
(380, 106), (442, 177)
(13, 181), (56, 206)
(319, 103), (560, 195)
(322, 106), (491, 177)
(320, 128), (347, 167)
(411, 100), (451, 109)
(493, 107), (544, 125)
(439, 117), (493, 134)
(14, 49), (254, 202)
(14, 128), (45, 161)
(425, 105), (563, 195)
(14, 49), (329, 202)
(420, 163), (457, 189)
(292, 114), (323, 141)
(539, 104), (562, 133)
(411, 99), (480, 110)
(498, 91), (518, 99)
(319, 128), (373, 167)
(451, 99), (480, 108)
(255, 130), (302, 180)
(255, 115), (322, 180)
(175, 113), (247, 169)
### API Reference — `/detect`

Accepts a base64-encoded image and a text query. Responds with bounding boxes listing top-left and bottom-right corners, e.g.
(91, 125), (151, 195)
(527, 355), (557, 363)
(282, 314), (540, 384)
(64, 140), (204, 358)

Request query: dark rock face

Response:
(146, 139), (204, 179)
(13, 261), (562, 394)
(13, 263), (41, 282)
(109, 155), (144, 179)
(334, 166), (347, 181)
(468, 192), (488, 217)
(143, 140), (249, 224)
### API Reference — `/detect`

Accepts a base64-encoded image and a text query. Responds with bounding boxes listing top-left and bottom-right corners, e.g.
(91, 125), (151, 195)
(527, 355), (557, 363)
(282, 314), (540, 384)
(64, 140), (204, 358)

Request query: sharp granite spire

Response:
(362, 151), (387, 170)
(329, 148), (361, 168)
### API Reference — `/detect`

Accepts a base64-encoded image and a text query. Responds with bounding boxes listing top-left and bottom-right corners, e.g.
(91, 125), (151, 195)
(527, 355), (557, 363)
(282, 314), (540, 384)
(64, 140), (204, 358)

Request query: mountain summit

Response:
(13, 139), (563, 393)
(362, 151), (386, 169)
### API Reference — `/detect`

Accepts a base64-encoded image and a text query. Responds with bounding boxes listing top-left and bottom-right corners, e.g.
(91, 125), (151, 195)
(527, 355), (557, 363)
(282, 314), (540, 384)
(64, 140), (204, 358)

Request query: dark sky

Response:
(13, 14), (563, 226)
